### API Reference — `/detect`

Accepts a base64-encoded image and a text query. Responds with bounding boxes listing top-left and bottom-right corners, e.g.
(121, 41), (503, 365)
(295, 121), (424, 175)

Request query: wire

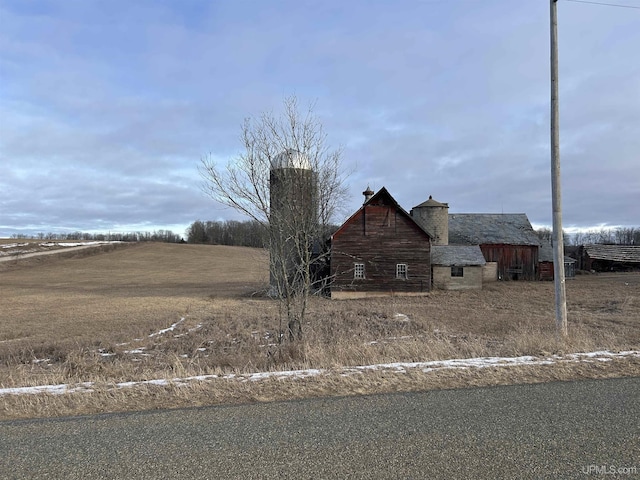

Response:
(563, 0), (640, 9)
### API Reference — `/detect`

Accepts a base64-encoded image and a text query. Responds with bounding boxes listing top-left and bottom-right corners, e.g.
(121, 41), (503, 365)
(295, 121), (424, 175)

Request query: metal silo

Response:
(269, 149), (318, 296)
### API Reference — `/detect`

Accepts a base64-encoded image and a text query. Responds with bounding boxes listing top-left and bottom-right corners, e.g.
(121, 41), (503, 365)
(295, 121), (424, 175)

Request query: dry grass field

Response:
(0, 242), (638, 420)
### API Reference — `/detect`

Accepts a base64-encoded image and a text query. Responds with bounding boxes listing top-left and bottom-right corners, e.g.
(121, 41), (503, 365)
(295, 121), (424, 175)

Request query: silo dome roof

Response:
(413, 195), (449, 208)
(271, 149), (311, 170)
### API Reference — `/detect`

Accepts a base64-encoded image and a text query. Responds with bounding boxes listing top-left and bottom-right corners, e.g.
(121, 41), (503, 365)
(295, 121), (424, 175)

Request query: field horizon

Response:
(1, 242), (638, 420)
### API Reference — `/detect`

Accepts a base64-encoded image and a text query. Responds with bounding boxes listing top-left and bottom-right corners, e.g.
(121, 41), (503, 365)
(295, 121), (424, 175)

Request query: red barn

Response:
(330, 187), (432, 299)
(539, 242), (577, 280)
(448, 214), (540, 281)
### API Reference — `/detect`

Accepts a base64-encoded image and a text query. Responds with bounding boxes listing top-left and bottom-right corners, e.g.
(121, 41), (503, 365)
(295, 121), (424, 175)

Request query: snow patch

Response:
(1, 350), (637, 397)
(124, 348), (148, 355)
(32, 358), (51, 364)
(149, 318), (185, 338)
(1, 243), (30, 249)
(40, 241), (122, 248)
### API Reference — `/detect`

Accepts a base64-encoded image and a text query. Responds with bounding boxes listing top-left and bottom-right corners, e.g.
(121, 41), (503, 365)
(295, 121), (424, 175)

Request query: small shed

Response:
(448, 214), (540, 281)
(538, 242), (576, 280)
(431, 245), (486, 290)
(581, 244), (640, 272)
(330, 187), (432, 299)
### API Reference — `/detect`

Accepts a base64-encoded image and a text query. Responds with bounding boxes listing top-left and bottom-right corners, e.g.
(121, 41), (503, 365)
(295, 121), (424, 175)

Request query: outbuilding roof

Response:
(539, 242), (577, 264)
(584, 244), (640, 263)
(431, 245), (486, 266)
(448, 214), (540, 246)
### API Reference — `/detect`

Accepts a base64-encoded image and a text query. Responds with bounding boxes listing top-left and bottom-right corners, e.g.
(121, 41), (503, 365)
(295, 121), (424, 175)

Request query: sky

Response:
(1, 0), (639, 238)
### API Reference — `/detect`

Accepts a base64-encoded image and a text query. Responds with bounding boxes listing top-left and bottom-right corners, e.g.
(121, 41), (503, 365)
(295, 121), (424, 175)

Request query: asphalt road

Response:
(1, 377), (638, 479)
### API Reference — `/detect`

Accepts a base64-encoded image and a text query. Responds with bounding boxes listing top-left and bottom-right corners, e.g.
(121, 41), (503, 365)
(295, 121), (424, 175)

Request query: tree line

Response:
(186, 219), (341, 248)
(186, 220), (266, 247)
(11, 230), (184, 243)
(12, 225), (638, 248)
(536, 227), (640, 246)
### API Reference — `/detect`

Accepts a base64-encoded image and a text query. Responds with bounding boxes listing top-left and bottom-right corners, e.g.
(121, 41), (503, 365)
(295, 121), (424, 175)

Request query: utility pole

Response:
(550, 0), (568, 336)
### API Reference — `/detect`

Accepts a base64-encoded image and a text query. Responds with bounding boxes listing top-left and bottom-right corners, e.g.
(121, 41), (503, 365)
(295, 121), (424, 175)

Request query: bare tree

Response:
(199, 96), (346, 341)
(571, 227), (639, 246)
(537, 227), (571, 246)
(536, 227), (553, 243)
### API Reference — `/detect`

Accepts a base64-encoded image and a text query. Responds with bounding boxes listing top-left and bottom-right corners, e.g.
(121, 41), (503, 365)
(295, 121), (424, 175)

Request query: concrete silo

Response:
(269, 149), (318, 295)
(410, 195), (449, 246)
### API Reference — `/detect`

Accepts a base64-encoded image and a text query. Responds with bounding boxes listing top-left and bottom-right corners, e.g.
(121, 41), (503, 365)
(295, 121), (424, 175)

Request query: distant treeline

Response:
(185, 220), (340, 248)
(186, 220), (266, 247)
(11, 230), (184, 243)
(536, 227), (640, 246)
(13, 224), (636, 248)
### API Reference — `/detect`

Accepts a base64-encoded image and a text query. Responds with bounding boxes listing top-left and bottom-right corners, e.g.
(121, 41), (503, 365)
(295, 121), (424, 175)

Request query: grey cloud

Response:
(1, 0), (638, 237)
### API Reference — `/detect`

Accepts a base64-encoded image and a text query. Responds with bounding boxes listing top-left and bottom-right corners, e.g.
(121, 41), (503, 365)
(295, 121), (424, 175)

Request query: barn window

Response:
(451, 266), (464, 277)
(354, 263), (365, 279)
(396, 263), (408, 279)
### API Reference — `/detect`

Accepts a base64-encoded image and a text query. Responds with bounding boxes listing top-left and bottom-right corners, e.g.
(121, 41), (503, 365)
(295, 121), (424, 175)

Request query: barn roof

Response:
(584, 244), (640, 263)
(431, 245), (486, 266)
(448, 214), (540, 246)
(331, 187), (433, 241)
(539, 242), (577, 264)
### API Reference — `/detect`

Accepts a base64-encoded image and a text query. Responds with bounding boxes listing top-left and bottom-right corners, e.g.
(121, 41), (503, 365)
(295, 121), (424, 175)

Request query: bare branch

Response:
(199, 95), (346, 341)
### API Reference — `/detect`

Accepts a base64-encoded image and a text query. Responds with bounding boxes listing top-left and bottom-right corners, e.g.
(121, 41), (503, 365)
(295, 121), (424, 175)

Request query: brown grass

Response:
(0, 238), (43, 246)
(0, 243), (638, 420)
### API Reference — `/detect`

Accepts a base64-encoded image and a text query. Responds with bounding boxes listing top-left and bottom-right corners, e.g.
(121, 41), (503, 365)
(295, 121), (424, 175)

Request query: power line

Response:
(563, 0), (640, 9)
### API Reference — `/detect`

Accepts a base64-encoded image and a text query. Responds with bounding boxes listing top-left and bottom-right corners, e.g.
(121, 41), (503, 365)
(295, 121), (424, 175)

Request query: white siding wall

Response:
(433, 266), (483, 290)
(482, 262), (498, 282)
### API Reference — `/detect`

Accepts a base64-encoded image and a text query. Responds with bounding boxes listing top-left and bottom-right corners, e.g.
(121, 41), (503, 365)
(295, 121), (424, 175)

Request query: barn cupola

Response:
(410, 195), (449, 246)
(362, 186), (374, 204)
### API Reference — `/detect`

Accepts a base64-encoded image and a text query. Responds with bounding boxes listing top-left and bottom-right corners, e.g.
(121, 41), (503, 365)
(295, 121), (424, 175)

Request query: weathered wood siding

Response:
(433, 265), (483, 290)
(539, 260), (576, 280)
(539, 262), (554, 281)
(331, 205), (431, 297)
(479, 244), (538, 281)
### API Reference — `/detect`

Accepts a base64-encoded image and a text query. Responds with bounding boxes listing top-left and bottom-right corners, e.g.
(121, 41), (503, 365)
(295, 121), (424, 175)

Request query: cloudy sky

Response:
(1, 0), (638, 238)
